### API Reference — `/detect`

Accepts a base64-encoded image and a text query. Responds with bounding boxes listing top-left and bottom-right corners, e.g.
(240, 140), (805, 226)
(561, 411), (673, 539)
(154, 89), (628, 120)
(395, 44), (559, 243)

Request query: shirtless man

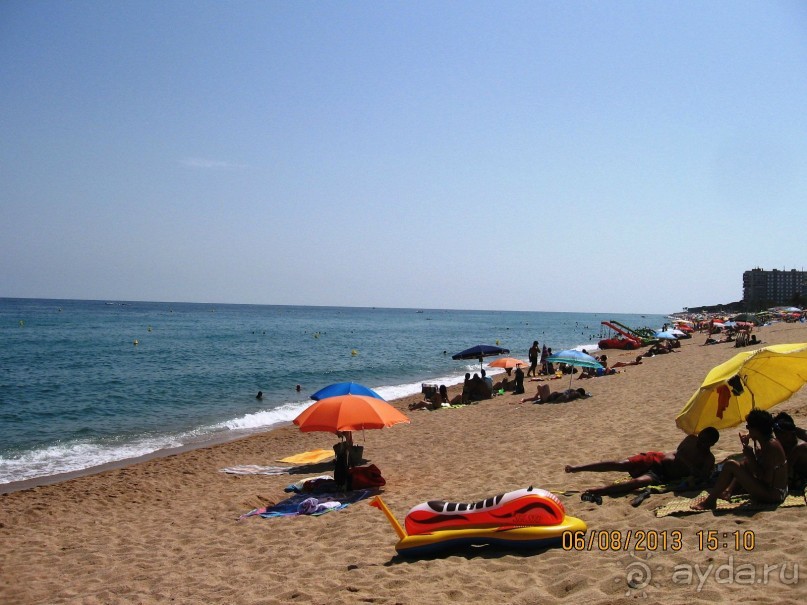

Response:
(773, 412), (807, 489)
(692, 410), (788, 510)
(566, 427), (719, 499)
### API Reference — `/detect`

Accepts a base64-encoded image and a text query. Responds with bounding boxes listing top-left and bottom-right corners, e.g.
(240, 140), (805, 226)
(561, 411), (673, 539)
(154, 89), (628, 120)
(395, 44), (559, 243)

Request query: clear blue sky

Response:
(2, 1), (806, 314)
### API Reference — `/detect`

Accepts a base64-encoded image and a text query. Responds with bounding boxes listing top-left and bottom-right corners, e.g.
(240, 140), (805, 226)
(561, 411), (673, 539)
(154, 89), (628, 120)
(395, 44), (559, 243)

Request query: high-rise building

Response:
(742, 268), (807, 309)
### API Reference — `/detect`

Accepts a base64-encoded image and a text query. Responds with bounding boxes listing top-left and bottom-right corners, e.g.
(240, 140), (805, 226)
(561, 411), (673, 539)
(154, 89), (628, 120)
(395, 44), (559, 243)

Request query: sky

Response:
(2, 1), (806, 314)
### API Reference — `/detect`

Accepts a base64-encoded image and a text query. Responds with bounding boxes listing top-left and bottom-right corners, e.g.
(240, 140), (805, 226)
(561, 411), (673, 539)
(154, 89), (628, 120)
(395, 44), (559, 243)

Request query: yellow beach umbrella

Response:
(675, 343), (807, 435)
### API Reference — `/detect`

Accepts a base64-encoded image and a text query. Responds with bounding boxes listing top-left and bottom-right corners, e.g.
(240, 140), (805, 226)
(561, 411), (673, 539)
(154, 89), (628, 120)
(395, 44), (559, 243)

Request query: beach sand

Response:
(2, 323), (806, 604)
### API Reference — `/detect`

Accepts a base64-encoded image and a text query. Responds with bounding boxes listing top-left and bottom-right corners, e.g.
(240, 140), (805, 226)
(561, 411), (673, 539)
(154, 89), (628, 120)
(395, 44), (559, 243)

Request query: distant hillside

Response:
(684, 301), (744, 314)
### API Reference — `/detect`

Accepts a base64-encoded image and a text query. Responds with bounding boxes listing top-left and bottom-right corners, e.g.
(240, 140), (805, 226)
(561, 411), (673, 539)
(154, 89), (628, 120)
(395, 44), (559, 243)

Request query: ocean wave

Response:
(0, 435), (183, 485)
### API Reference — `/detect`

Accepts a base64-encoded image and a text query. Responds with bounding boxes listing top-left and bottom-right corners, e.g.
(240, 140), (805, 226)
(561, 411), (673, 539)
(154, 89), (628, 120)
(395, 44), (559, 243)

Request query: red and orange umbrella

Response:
(488, 357), (530, 370)
(293, 394), (410, 434)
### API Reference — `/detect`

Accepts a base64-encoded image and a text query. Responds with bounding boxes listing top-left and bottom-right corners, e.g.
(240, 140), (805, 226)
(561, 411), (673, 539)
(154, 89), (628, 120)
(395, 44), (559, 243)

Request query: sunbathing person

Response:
(773, 412), (807, 489)
(409, 393), (441, 411)
(546, 387), (590, 402)
(645, 342), (678, 355)
(521, 384), (589, 403)
(411, 385), (450, 410)
(566, 428), (720, 499)
(611, 355), (644, 368)
(438, 384), (448, 403)
(576, 356), (617, 379)
(692, 410), (788, 510)
(465, 373), (492, 402)
(519, 384), (543, 403)
(460, 373), (471, 404)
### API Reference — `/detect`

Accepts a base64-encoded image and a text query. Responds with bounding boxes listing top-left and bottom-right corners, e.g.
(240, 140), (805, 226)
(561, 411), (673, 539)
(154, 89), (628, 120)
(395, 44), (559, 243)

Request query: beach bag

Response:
(348, 464), (386, 488)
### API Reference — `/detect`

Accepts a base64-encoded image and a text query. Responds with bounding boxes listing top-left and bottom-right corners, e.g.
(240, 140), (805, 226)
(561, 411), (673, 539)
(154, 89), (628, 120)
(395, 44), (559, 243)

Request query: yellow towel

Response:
(654, 490), (806, 517)
(278, 449), (334, 465)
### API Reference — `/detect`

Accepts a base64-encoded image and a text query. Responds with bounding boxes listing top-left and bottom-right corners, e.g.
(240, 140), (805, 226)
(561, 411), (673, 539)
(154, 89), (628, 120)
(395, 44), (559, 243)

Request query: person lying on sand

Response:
(773, 412), (807, 489)
(409, 396), (440, 411)
(691, 410), (787, 510)
(520, 385), (589, 404)
(644, 342), (679, 355)
(611, 355), (644, 368)
(409, 385), (449, 410)
(566, 428), (719, 500)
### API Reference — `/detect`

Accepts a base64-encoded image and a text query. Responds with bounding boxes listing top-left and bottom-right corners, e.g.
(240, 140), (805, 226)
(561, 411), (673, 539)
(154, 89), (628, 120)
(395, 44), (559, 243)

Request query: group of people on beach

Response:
(566, 409), (807, 509)
(411, 329), (807, 513)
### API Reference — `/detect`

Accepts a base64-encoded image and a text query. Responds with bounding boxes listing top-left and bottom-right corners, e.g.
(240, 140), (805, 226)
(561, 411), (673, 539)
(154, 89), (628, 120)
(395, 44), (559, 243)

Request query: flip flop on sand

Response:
(581, 492), (603, 505)
(631, 489), (651, 507)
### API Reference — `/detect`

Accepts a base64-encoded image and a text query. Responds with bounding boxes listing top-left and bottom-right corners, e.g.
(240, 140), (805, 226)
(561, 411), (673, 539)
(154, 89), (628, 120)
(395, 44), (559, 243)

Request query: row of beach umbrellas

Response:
(290, 342), (807, 450)
(292, 345), (604, 439)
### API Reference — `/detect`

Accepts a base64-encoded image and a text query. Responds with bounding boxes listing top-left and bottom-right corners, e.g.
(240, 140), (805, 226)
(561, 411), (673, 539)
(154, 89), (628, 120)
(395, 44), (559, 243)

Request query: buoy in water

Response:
(133, 339), (139, 346)
(351, 349), (358, 356)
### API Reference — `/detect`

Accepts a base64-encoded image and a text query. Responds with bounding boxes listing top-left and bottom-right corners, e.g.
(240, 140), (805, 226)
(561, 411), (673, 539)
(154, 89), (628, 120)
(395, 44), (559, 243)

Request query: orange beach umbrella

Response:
(293, 394), (410, 434)
(488, 357), (530, 369)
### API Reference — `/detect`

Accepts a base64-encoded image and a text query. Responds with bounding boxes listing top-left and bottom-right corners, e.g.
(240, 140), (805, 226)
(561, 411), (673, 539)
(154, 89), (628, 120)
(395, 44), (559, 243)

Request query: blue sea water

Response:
(0, 298), (667, 486)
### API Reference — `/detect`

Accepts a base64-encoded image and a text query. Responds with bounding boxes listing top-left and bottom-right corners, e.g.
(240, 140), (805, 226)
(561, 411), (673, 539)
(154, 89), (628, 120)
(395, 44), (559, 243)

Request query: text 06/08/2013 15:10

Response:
(562, 530), (756, 552)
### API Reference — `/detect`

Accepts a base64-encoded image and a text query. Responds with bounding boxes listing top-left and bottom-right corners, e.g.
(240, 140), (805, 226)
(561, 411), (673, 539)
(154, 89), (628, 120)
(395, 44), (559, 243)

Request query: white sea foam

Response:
(0, 436), (182, 485)
(1, 360), (609, 486)
(216, 402), (306, 431)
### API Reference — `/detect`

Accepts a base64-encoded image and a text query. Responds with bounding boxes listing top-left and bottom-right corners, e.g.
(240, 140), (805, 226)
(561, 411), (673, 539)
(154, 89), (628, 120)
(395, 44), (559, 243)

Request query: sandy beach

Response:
(2, 322), (806, 604)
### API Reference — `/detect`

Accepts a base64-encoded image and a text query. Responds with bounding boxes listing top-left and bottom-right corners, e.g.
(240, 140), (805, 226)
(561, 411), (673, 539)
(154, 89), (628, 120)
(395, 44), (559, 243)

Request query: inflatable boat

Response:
(370, 486), (586, 557)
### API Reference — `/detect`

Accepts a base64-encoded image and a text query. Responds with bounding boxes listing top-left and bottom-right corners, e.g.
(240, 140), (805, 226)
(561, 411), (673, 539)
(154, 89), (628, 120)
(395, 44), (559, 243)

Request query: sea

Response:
(0, 298), (667, 487)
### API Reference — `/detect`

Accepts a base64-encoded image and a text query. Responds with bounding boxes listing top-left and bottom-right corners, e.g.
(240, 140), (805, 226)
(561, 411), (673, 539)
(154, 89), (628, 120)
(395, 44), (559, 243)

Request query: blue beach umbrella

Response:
(310, 382), (385, 401)
(452, 344), (510, 371)
(654, 331), (678, 340)
(546, 349), (603, 388)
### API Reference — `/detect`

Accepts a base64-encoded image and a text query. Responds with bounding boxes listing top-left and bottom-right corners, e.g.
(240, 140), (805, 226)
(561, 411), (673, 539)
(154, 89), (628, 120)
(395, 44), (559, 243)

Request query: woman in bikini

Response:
(692, 409), (788, 510)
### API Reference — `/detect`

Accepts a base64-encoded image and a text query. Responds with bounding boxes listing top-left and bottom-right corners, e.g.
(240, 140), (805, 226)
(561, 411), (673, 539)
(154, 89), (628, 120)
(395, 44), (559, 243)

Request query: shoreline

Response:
(0, 424), (291, 496)
(0, 374), (480, 496)
(0, 323), (797, 496)
(0, 371), (492, 493)
(3, 321), (806, 604)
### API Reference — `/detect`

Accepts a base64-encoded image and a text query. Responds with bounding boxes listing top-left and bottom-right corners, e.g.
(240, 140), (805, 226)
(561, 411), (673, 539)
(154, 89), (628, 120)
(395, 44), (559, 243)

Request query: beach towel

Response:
(239, 489), (373, 520)
(277, 449), (334, 465)
(654, 488), (807, 518)
(220, 465), (295, 476)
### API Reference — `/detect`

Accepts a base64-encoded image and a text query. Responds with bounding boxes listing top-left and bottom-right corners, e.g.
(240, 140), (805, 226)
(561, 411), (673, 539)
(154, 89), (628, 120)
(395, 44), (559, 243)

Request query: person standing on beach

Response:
(544, 347), (554, 375)
(527, 341), (539, 377)
(513, 365), (525, 394)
